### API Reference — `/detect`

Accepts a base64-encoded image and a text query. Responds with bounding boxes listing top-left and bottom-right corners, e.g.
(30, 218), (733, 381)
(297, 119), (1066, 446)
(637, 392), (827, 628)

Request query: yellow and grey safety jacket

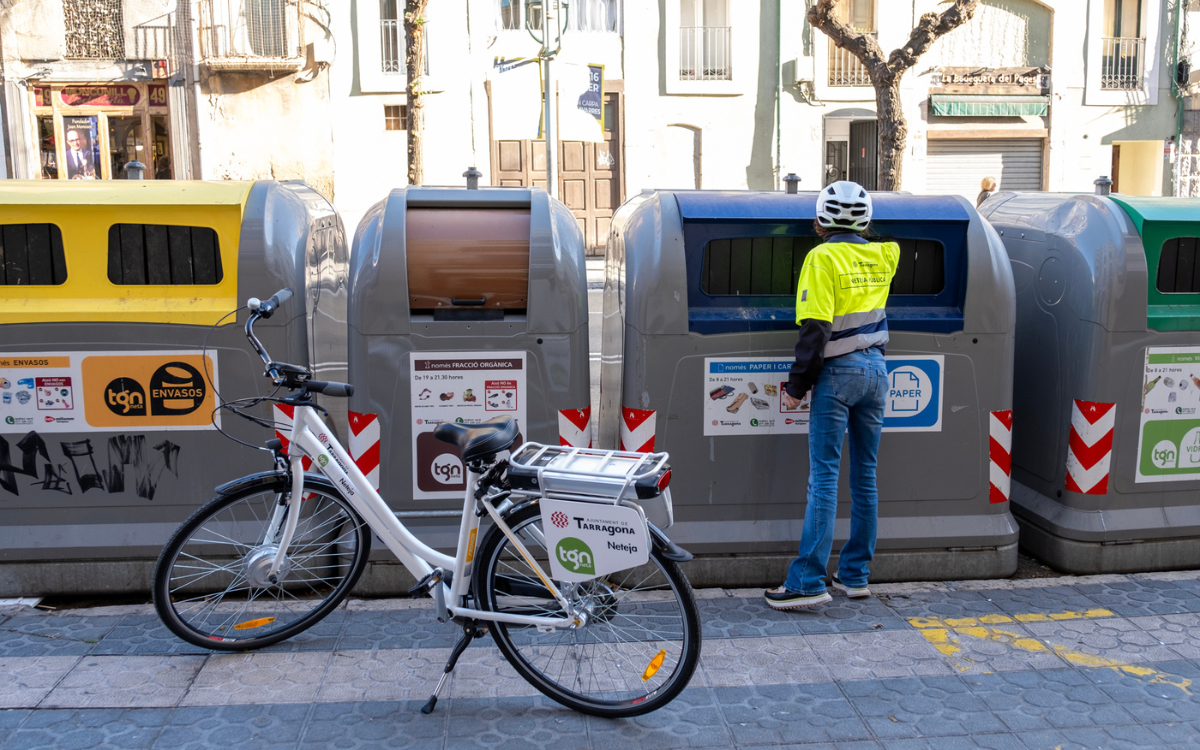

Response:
(785, 233), (899, 399)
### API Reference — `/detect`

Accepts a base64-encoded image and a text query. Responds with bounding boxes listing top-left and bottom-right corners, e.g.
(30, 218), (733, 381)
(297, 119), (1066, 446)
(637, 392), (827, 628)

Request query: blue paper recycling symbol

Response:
(883, 358), (942, 430)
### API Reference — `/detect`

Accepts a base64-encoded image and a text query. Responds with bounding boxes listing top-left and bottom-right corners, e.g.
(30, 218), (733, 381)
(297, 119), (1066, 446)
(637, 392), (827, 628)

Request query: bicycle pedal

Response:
(406, 569), (443, 598)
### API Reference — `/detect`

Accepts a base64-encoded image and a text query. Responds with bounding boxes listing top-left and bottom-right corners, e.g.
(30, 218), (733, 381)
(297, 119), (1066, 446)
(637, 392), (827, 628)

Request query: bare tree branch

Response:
(888, 1), (979, 73)
(807, 0), (886, 72)
(807, 0), (979, 189)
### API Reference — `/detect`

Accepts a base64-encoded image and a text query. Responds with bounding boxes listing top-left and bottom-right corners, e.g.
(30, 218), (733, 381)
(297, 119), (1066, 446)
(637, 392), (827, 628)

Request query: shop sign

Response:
(931, 67), (1050, 95)
(60, 85), (141, 107)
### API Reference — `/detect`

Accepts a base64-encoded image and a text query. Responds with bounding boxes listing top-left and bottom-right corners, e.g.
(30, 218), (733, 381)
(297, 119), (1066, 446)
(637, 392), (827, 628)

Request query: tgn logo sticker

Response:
(83, 354), (215, 428)
(104, 377), (146, 416)
(556, 537), (595, 575)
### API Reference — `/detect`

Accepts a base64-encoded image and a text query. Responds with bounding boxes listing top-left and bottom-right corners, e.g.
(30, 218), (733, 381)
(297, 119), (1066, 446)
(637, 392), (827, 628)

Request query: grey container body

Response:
(980, 192), (1200, 574)
(0, 181), (348, 595)
(599, 191), (1019, 583)
(345, 187), (590, 562)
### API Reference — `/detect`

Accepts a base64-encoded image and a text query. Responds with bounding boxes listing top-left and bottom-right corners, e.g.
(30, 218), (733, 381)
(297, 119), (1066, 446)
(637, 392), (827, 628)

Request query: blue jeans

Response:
(784, 347), (887, 595)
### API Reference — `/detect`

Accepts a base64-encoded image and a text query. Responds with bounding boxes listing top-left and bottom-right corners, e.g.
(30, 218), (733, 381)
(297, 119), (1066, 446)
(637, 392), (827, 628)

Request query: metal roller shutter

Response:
(926, 139), (1044, 201)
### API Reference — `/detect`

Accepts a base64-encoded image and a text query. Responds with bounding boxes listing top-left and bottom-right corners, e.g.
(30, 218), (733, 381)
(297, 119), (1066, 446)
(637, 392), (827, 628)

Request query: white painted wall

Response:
(328, 0), (624, 233)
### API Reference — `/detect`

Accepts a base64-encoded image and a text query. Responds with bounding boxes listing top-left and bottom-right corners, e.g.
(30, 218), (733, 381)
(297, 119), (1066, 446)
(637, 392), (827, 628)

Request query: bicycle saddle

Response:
(433, 416), (519, 462)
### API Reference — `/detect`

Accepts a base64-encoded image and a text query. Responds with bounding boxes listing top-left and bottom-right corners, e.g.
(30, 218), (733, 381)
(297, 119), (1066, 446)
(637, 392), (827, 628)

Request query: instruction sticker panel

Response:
(0, 351), (219, 433)
(702, 355), (943, 436)
(1136, 347), (1200, 483)
(410, 352), (527, 500)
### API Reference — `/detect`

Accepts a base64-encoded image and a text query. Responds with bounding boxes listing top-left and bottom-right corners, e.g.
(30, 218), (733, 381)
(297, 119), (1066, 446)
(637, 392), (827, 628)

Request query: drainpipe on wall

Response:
(1173, 0), (1185, 197)
(0, 39), (10, 179)
(775, 0), (783, 190)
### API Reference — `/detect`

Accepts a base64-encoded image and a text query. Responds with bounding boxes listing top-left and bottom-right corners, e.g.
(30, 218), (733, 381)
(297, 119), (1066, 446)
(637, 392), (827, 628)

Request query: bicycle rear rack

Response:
(507, 443), (672, 513)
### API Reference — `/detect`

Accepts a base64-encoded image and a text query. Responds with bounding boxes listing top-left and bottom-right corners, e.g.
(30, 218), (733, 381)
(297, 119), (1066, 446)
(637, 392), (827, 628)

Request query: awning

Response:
(930, 94), (1049, 117)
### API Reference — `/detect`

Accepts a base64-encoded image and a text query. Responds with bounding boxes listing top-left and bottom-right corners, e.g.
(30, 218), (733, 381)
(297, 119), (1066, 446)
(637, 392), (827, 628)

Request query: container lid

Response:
(0, 180), (255, 206)
(673, 192), (970, 222)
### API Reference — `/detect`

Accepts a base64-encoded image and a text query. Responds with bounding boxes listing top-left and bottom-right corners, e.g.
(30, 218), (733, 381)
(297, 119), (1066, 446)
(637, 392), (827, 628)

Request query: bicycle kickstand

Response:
(420, 620), (487, 715)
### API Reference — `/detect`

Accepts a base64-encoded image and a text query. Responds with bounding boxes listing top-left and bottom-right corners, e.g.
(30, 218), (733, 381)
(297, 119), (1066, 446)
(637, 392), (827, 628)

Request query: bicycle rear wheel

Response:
(153, 477), (370, 650)
(473, 501), (701, 717)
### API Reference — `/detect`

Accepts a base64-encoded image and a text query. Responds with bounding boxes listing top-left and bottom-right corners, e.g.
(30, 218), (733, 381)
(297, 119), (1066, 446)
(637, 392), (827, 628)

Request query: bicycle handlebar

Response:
(306, 380), (355, 398)
(241, 291), (353, 398)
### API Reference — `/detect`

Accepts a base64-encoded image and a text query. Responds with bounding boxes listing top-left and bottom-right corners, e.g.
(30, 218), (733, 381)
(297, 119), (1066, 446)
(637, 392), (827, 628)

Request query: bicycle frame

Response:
(270, 403), (576, 629)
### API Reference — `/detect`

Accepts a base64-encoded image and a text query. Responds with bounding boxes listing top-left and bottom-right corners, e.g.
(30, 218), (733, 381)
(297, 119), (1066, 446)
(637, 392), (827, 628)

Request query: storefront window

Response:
(28, 83), (172, 180)
(37, 117), (58, 180)
(152, 116), (172, 179)
(107, 116), (144, 179)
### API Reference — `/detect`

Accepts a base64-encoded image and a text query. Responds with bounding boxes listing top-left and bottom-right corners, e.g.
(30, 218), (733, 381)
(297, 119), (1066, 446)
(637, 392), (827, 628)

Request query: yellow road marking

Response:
(908, 609), (1115, 630)
(907, 609), (1191, 693)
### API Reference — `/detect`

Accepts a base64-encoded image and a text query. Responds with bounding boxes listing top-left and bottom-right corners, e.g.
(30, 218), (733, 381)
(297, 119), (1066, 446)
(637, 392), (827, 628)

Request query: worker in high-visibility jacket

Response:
(765, 181), (899, 611)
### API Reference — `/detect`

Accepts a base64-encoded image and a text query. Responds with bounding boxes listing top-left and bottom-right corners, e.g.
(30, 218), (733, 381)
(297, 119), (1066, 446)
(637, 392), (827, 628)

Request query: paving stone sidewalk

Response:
(2, 571), (1200, 749)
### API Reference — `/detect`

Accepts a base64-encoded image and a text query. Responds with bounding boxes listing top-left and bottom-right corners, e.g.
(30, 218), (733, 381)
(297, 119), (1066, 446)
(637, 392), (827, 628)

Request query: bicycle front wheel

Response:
(473, 502), (701, 717)
(153, 477), (370, 651)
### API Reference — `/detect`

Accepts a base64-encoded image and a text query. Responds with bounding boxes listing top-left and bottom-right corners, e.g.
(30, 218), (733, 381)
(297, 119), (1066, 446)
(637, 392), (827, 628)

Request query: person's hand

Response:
(783, 391), (802, 410)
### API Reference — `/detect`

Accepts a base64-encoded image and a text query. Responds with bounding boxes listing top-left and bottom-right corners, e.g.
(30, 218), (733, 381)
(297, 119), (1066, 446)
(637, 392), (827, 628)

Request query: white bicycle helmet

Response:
(816, 180), (872, 233)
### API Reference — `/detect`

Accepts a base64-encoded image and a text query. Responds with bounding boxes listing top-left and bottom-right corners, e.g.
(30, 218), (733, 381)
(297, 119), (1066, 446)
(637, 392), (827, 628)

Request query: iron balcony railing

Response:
(828, 32), (875, 87)
(381, 19), (401, 73)
(1101, 36), (1145, 90)
(198, 0), (302, 69)
(680, 26), (731, 81)
(380, 20), (431, 76)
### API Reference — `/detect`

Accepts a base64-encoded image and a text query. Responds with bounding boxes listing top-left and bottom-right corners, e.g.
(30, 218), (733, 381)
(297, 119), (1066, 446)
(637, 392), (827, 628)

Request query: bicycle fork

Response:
(265, 454), (306, 583)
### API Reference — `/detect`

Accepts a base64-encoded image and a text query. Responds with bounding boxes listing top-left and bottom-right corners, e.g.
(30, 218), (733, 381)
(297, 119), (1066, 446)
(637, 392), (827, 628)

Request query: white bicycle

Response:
(152, 290), (701, 717)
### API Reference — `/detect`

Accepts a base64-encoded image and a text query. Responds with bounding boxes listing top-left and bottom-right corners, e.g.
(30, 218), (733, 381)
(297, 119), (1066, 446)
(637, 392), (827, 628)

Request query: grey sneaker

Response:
(764, 586), (832, 610)
(831, 576), (870, 598)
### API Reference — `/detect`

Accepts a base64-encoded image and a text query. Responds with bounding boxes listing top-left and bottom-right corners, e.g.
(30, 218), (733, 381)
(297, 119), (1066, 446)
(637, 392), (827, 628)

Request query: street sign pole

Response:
(529, 0), (563, 200)
(544, 57), (556, 199)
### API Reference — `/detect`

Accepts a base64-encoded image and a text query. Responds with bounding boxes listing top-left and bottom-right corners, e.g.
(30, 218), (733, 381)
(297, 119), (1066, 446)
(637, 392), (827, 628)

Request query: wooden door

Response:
(490, 91), (623, 256)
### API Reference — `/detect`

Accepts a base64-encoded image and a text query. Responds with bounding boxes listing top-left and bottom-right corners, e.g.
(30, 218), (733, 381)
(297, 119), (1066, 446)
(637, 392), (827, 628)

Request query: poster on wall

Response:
(556, 62), (605, 143)
(0, 351), (219, 433)
(489, 57), (543, 140)
(410, 352), (527, 500)
(702, 355), (944, 436)
(62, 116), (100, 180)
(1135, 347), (1200, 482)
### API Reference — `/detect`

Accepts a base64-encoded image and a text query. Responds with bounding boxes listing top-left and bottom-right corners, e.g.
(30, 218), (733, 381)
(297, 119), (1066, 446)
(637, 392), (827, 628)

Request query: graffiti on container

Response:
(0, 431), (181, 500)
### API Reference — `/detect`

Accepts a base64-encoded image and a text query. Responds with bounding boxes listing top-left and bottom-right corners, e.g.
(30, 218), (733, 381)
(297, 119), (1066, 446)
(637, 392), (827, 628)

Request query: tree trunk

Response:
(874, 78), (905, 190)
(404, 1), (429, 186)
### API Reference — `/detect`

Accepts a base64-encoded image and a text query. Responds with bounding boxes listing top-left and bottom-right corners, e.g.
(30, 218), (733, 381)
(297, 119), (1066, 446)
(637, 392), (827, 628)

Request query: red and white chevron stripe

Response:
(348, 411), (381, 491)
(1066, 400), (1115, 495)
(619, 407), (656, 453)
(558, 407), (592, 448)
(989, 410), (1012, 504)
(272, 404), (313, 471)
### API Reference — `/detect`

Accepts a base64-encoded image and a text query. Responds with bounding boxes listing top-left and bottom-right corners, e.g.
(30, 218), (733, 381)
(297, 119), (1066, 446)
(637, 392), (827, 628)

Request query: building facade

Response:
(1, 0), (334, 192)
(1, 0), (1196, 247)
